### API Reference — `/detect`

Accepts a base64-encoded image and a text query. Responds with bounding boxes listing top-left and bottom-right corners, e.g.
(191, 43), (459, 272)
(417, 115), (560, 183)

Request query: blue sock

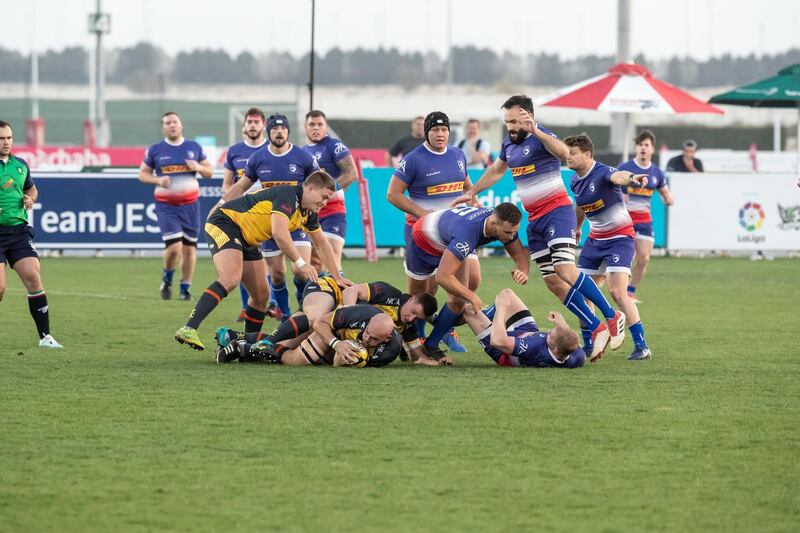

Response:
(162, 268), (175, 284)
(424, 304), (461, 348)
(627, 285), (636, 294)
(563, 286), (601, 330)
(580, 325), (593, 350)
(573, 272), (615, 320)
(416, 318), (427, 340)
(272, 282), (291, 317)
(179, 281), (190, 294)
(239, 284), (249, 309)
(629, 321), (647, 349)
(267, 275), (278, 306)
(293, 277), (306, 306)
(483, 304), (496, 321)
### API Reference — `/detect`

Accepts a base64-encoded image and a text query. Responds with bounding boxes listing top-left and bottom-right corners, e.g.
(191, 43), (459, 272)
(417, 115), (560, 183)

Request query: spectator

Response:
(666, 139), (704, 173)
(457, 118), (492, 169)
(386, 116), (424, 166)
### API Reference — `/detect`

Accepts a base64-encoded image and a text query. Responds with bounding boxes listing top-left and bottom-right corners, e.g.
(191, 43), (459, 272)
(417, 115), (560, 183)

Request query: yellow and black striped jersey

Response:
(219, 184), (320, 246)
(330, 304), (402, 367)
(359, 282), (418, 344)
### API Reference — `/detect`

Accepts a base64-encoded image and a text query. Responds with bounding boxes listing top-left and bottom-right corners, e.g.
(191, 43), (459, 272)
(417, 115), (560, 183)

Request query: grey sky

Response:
(8, 0), (800, 61)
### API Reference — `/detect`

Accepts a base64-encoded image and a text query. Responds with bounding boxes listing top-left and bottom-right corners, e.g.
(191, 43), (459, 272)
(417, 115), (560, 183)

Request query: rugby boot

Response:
(175, 326), (205, 351)
(589, 322), (610, 362)
(627, 347), (652, 361)
(607, 311), (626, 351)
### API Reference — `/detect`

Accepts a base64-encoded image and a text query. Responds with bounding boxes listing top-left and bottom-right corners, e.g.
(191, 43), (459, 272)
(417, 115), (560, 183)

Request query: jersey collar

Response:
(305, 136), (328, 147)
(164, 137), (185, 146)
(633, 158), (652, 170)
(575, 161), (597, 180)
(422, 142), (448, 156)
(244, 139), (267, 149)
(268, 143), (293, 157)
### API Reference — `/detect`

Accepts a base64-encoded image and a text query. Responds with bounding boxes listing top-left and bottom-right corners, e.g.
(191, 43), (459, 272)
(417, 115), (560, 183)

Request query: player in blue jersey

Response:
(303, 109), (358, 273)
(221, 107), (283, 323)
(617, 129), (673, 303)
(462, 288), (585, 368)
(406, 203), (530, 359)
(223, 114), (320, 318)
(452, 95), (625, 361)
(139, 111), (213, 302)
(566, 134), (651, 360)
(387, 111), (475, 352)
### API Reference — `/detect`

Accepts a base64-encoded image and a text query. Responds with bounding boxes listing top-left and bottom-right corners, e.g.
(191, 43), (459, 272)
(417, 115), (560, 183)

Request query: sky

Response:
(7, 0), (800, 61)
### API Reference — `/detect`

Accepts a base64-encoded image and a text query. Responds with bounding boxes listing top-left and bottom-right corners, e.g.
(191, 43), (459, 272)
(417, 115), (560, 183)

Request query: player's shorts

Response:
(301, 275), (343, 307)
(0, 224), (39, 267)
(404, 223), (477, 261)
(154, 201), (200, 244)
(633, 221), (655, 242)
(527, 205), (577, 257)
(404, 240), (441, 280)
(261, 229), (311, 257)
(204, 212), (262, 261)
(477, 313), (539, 360)
(578, 236), (635, 276)
(320, 213), (347, 243)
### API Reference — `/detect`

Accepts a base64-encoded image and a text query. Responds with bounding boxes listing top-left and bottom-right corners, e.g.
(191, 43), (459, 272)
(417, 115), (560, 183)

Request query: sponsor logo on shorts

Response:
(425, 182), (464, 195)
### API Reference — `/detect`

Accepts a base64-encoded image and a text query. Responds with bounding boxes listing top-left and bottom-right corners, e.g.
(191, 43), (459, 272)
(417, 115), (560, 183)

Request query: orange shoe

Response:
(607, 311), (627, 350)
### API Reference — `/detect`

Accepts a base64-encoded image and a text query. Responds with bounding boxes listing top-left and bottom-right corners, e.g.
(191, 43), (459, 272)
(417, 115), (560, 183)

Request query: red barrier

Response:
(355, 157), (378, 262)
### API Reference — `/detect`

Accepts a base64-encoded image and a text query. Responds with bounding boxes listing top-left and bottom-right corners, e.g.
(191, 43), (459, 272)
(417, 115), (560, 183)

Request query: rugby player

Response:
(139, 112), (213, 301)
(302, 110), (358, 273)
(406, 203), (529, 358)
(223, 114), (320, 317)
(214, 304), (407, 368)
(221, 107), (280, 321)
(0, 120), (62, 348)
(175, 172), (349, 350)
(617, 129), (674, 303)
(566, 134), (651, 361)
(462, 288), (585, 368)
(451, 95), (625, 361)
(387, 110), (475, 351)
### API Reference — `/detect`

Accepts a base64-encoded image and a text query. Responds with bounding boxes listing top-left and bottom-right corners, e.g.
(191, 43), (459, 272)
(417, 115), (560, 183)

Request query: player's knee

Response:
(608, 285), (627, 305)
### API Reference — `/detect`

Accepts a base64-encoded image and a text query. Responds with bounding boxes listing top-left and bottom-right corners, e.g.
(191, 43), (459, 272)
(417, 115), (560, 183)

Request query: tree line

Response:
(1, 43), (798, 91)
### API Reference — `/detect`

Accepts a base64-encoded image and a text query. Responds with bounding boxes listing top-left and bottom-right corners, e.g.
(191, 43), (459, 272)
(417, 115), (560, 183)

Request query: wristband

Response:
(216, 199), (225, 207)
(329, 338), (339, 349)
(293, 257), (306, 268)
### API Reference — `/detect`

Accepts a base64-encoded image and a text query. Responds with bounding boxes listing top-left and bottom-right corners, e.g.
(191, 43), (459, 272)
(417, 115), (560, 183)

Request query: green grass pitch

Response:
(1, 256), (798, 532)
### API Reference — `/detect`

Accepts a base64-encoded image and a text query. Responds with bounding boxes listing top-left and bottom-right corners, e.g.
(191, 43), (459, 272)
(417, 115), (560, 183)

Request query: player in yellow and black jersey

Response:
(175, 172), (351, 351)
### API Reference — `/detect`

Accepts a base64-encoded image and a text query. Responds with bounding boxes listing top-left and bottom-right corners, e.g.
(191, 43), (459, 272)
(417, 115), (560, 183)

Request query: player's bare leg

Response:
(443, 257), (481, 352)
(605, 271), (649, 360)
(287, 245), (313, 306)
(0, 263), (6, 302)
(300, 291), (336, 328)
(325, 236), (344, 273)
(629, 238), (653, 302)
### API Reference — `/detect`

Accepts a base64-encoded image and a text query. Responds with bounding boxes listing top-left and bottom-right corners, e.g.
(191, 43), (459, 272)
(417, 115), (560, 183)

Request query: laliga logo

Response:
(739, 202), (765, 231)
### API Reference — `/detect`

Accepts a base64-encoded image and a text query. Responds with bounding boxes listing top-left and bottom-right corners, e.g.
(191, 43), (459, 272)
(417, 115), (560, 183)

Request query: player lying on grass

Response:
(462, 288), (586, 368)
(215, 276), (446, 365)
(214, 304), (453, 367)
(174, 172), (350, 351)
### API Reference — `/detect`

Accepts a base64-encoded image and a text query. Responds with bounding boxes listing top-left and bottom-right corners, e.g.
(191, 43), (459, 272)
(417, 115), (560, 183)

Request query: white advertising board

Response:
(668, 173), (800, 250)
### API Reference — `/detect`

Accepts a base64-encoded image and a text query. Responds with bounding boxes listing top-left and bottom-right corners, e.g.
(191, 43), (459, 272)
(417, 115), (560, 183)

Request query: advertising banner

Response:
(667, 173), (800, 250)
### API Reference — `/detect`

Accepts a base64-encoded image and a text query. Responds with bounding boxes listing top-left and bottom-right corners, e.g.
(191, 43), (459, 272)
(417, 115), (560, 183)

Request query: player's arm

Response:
(658, 185), (674, 206)
(222, 174), (255, 202)
(489, 293), (517, 354)
(138, 162), (168, 187)
(272, 212), (318, 282)
(22, 183), (37, 209)
(341, 283), (370, 306)
(610, 170), (647, 187)
(504, 238), (529, 285)
(409, 345), (454, 366)
(307, 229), (351, 287)
(387, 177), (430, 219)
(435, 250), (482, 310)
(190, 158), (213, 179)
(314, 310), (360, 366)
(335, 155), (358, 190)
(451, 157), (508, 206)
(547, 311), (569, 328)
(222, 168), (236, 194)
(575, 205), (586, 242)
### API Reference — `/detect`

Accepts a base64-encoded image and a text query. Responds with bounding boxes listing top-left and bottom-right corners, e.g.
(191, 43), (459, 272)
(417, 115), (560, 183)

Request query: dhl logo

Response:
(580, 199), (605, 213)
(261, 180), (298, 188)
(425, 182), (464, 195)
(161, 165), (192, 174)
(510, 164), (536, 177)
(627, 186), (653, 196)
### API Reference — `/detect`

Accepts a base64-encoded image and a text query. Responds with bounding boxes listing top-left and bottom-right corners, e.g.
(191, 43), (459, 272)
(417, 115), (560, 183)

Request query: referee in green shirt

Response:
(0, 120), (62, 348)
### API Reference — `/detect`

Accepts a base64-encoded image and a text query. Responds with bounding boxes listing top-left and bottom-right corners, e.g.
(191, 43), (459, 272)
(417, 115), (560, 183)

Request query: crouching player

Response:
(565, 134), (651, 361)
(215, 304), (410, 367)
(462, 288), (585, 368)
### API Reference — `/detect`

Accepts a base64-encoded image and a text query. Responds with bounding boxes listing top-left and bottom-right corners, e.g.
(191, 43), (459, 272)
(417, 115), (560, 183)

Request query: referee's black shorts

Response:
(0, 224), (39, 267)
(204, 212), (262, 261)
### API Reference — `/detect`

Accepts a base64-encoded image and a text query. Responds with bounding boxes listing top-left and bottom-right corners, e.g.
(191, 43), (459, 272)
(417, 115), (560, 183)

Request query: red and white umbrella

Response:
(539, 63), (723, 158)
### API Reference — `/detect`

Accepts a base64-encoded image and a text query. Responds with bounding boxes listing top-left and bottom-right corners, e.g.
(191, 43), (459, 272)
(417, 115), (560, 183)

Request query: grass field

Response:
(1, 256), (798, 532)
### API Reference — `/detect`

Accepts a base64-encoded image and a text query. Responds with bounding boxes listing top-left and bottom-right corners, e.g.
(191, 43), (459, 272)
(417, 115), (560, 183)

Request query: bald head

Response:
(365, 313), (394, 346)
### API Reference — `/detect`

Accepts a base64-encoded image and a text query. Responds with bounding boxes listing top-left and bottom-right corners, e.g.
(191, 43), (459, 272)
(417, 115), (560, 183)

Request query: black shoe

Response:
(250, 341), (282, 364)
(179, 290), (192, 301)
(160, 281), (172, 300)
(214, 342), (240, 364)
(422, 344), (448, 360)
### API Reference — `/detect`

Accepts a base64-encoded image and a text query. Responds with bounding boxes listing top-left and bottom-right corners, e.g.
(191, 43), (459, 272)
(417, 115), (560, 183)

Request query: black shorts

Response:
(204, 212), (262, 261)
(0, 224), (39, 267)
(301, 275), (343, 307)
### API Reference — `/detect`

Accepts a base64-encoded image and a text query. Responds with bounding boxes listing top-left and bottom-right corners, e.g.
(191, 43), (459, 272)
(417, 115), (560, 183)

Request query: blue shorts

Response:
(404, 240), (441, 280)
(154, 201), (200, 243)
(404, 223), (414, 246)
(578, 236), (635, 276)
(320, 213), (347, 243)
(633, 222), (655, 242)
(478, 316), (539, 361)
(261, 229), (311, 257)
(527, 205), (577, 258)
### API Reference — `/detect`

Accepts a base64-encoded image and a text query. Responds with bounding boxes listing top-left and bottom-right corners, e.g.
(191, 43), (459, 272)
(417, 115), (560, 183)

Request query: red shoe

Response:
(627, 292), (641, 304)
(607, 311), (627, 351)
(589, 322), (610, 362)
(266, 303), (283, 320)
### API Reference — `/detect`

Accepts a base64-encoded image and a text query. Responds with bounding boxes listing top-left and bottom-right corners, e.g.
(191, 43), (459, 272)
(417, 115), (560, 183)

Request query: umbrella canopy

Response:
(542, 63), (723, 115)
(710, 65), (800, 173)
